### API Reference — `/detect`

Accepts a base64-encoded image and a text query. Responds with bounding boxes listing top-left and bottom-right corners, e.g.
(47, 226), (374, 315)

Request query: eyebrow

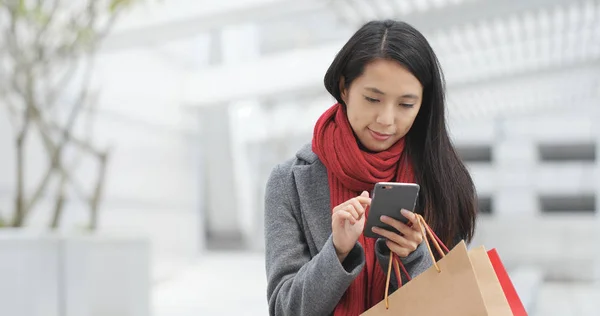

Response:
(364, 87), (419, 100)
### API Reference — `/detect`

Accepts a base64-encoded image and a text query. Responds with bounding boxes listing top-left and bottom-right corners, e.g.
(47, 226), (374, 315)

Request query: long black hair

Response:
(324, 19), (477, 247)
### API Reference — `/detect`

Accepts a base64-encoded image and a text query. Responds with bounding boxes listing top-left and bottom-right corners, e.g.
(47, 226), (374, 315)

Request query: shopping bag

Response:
(361, 214), (514, 316)
(487, 249), (528, 316)
(469, 246), (513, 314)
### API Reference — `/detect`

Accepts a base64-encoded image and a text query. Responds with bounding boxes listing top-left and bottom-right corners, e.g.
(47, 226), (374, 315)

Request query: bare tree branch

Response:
(36, 0), (62, 104)
(45, 59), (78, 109)
(30, 114), (88, 201)
(27, 83), (94, 208)
(5, 3), (24, 69)
(12, 65), (35, 226)
(49, 169), (67, 229)
(24, 47), (97, 214)
(49, 89), (104, 229)
(25, 106), (93, 213)
(46, 121), (104, 156)
(1, 0), (138, 228)
(62, 91), (103, 203)
(0, 212), (6, 228)
(13, 128), (27, 226)
(89, 149), (109, 230)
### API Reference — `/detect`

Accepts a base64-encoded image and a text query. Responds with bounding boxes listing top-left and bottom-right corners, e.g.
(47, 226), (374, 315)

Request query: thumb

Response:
(361, 190), (369, 197)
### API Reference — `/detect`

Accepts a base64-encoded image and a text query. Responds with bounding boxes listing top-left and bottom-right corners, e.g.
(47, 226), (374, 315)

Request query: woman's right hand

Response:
(332, 191), (371, 262)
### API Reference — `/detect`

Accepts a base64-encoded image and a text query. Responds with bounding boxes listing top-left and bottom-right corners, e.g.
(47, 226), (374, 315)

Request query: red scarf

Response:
(312, 103), (415, 315)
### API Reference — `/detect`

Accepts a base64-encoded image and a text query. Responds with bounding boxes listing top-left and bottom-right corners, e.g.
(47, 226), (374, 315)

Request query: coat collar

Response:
(292, 144), (331, 253)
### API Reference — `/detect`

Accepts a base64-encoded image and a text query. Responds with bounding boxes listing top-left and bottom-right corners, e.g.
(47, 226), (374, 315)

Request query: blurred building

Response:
(102, 0), (599, 280)
(146, 0), (599, 286)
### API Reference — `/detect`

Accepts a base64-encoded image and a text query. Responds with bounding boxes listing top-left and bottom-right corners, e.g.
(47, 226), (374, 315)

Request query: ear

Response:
(339, 77), (349, 104)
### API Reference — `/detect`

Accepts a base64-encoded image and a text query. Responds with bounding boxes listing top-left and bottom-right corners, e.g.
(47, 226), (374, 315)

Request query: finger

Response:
(348, 198), (365, 219)
(358, 191), (370, 208)
(386, 236), (419, 255)
(386, 240), (410, 258)
(380, 215), (412, 237)
(333, 209), (356, 225)
(346, 204), (360, 220)
(401, 227), (423, 245)
(401, 209), (419, 230)
(334, 208), (356, 224)
(336, 196), (370, 209)
(389, 216), (423, 244)
(353, 196), (371, 207)
(371, 226), (408, 246)
(331, 202), (347, 213)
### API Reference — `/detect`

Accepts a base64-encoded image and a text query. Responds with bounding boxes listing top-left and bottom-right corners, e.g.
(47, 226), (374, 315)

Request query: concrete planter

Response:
(0, 230), (150, 316)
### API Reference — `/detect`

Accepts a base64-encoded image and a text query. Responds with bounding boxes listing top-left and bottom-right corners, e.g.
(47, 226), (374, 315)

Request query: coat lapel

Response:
(292, 159), (331, 253)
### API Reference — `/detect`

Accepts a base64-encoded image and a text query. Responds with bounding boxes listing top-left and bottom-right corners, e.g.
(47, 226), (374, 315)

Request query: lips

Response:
(368, 129), (393, 141)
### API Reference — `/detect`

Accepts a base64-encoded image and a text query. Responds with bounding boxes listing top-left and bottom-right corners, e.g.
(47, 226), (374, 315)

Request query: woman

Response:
(264, 20), (478, 316)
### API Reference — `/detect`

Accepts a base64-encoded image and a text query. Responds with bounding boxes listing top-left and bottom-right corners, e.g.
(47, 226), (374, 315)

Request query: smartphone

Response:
(363, 182), (420, 239)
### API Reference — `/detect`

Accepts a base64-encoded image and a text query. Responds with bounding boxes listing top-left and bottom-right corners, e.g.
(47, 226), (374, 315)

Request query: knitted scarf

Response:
(312, 103), (415, 315)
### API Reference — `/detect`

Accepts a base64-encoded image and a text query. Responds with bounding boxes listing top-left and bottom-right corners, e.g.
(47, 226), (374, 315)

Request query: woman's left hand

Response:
(371, 209), (423, 258)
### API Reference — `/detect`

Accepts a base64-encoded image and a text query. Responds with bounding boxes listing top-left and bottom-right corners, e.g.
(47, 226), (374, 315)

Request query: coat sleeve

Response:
(264, 163), (365, 316)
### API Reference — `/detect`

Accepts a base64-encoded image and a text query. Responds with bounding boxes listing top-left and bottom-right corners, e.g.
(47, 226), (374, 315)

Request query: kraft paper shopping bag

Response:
(469, 246), (513, 314)
(361, 215), (514, 316)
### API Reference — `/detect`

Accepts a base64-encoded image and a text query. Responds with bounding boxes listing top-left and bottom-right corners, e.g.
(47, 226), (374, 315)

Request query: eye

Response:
(399, 103), (414, 108)
(364, 96), (380, 103)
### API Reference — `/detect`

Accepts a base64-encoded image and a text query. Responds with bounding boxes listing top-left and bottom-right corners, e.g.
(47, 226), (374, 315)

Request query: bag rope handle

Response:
(383, 214), (450, 309)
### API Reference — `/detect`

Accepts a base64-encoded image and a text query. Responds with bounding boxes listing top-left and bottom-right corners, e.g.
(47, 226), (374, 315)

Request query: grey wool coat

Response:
(264, 144), (433, 316)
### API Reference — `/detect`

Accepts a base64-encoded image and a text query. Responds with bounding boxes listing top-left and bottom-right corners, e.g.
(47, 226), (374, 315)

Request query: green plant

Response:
(0, 0), (135, 229)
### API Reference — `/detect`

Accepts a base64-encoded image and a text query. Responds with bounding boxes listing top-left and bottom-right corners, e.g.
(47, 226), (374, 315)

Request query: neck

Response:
(354, 132), (377, 154)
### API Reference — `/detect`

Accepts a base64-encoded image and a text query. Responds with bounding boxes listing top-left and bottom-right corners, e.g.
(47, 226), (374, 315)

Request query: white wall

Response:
(451, 108), (597, 212)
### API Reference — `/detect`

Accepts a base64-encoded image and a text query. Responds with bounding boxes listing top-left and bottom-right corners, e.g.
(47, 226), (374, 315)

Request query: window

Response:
(538, 143), (596, 162)
(477, 196), (493, 214)
(205, 231), (245, 251)
(456, 145), (492, 163)
(539, 194), (596, 213)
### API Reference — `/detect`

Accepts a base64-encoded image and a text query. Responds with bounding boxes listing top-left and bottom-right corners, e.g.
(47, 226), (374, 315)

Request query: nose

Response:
(375, 104), (394, 126)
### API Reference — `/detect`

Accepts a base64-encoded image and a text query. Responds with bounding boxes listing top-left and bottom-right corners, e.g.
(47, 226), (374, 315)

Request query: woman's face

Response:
(340, 59), (423, 152)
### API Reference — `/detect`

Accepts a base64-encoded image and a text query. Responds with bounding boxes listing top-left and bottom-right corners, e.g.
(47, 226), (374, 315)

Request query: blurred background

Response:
(0, 0), (599, 315)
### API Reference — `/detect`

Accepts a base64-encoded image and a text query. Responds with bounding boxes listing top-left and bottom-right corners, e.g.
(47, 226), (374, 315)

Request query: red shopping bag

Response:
(487, 249), (528, 316)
